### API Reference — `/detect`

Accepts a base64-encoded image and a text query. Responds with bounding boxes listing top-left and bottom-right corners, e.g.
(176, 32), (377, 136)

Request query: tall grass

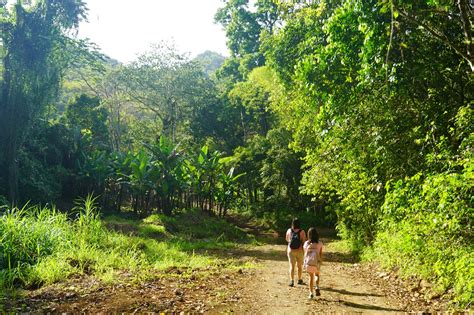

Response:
(0, 197), (249, 290)
(0, 204), (70, 287)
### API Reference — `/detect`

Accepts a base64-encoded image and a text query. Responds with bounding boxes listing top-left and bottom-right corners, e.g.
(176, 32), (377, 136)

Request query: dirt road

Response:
(5, 232), (447, 313)
(217, 237), (406, 314)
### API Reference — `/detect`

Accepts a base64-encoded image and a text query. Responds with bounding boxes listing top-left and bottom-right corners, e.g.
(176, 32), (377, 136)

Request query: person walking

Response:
(303, 227), (324, 299)
(286, 218), (306, 287)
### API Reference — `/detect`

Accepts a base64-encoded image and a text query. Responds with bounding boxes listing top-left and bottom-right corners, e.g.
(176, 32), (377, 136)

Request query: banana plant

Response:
(107, 152), (129, 212)
(216, 162), (245, 217)
(145, 136), (182, 215)
(76, 150), (112, 197)
(125, 149), (160, 215)
(191, 145), (224, 213)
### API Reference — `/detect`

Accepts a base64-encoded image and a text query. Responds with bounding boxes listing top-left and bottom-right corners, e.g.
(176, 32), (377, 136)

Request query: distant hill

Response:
(193, 51), (226, 75)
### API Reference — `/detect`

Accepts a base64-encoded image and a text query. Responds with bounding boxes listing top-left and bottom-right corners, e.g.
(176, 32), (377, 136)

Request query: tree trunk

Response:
(0, 111), (20, 204)
(6, 144), (19, 205)
(0, 67), (20, 204)
(162, 196), (172, 216)
(133, 195), (139, 215)
(116, 185), (123, 213)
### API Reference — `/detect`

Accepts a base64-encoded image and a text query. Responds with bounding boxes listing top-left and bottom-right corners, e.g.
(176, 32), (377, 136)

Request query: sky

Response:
(78, 0), (230, 63)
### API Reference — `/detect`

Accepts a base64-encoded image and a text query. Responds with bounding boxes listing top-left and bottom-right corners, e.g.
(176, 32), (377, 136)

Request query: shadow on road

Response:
(322, 250), (360, 264)
(205, 244), (289, 262)
(315, 297), (404, 312)
(341, 300), (404, 312)
(321, 287), (384, 297)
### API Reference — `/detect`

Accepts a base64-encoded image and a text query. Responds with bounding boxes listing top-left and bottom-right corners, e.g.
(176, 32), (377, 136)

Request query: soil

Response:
(3, 222), (454, 313)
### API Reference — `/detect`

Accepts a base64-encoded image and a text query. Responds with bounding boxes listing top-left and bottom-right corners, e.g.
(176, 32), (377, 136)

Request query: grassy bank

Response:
(0, 196), (255, 293)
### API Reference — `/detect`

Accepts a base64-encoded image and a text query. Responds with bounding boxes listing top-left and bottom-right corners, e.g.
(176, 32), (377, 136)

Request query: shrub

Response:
(0, 206), (70, 284)
(364, 165), (473, 308)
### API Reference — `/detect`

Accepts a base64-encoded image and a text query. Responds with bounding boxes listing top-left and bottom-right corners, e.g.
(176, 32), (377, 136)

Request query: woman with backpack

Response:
(285, 218), (306, 287)
(303, 227), (324, 299)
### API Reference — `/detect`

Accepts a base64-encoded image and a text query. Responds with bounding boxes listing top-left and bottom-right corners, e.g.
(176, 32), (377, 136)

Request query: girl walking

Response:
(303, 227), (323, 299)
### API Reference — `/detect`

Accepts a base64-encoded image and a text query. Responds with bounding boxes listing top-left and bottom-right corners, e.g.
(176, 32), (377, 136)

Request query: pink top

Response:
(285, 228), (306, 251)
(303, 240), (323, 258)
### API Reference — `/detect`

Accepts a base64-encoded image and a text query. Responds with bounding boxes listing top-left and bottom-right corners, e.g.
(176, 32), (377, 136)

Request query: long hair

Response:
(307, 227), (319, 243)
(291, 217), (301, 230)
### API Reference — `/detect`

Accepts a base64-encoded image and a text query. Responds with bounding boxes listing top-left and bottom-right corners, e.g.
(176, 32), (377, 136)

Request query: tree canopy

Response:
(0, 0), (471, 307)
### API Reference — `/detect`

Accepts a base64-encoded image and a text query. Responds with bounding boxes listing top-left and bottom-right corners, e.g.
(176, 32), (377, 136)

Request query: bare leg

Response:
(315, 272), (321, 296)
(289, 258), (296, 282)
(309, 272), (315, 293)
(297, 252), (303, 281)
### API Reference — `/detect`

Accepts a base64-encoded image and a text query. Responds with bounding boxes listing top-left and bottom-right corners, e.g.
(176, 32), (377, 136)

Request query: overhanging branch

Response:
(398, 8), (474, 71)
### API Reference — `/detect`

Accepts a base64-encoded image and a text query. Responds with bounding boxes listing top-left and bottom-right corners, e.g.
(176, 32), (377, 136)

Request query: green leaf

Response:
(201, 145), (209, 157)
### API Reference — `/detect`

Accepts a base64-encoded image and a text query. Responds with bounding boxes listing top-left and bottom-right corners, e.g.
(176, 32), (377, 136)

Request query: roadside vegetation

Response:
(0, 0), (472, 309)
(0, 196), (255, 296)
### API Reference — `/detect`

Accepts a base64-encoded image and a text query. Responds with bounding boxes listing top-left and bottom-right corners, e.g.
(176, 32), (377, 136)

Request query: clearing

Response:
(4, 220), (450, 313)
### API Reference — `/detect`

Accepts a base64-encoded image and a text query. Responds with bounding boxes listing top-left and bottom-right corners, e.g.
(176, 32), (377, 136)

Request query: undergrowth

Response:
(0, 196), (254, 292)
(234, 206), (335, 237)
(362, 168), (473, 309)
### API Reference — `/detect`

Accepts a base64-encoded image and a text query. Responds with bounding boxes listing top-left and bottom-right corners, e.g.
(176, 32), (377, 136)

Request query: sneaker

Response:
(315, 288), (321, 296)
(308, 293), (314, 300)
(297, 279), (304, 285)
(289, 280), (294, 287)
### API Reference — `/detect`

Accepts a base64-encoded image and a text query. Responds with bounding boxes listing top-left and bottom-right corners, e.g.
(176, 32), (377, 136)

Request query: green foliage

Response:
(365, 153), (473, 306)
(116, 43), (213, 143)
(0, 196), (7, 209)
(141, 208), (251, 244)
(15, 120), (76, 203)
(259, 206), (335, 236)
(66, 94), (109, 150)
(261, 0), (472, 235)
(18, 151), (65, 203)
(215, 0), (281, 77)
(0, 206), (68, 280)
(0, 0), (88, 202)
(254, 0), (473, 306)
(0, 197), (253, 290)
(219, 65), (315, 218)
(74, 136), (244, 217)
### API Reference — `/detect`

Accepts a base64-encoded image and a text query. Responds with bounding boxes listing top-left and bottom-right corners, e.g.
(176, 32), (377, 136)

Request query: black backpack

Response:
(289, 229), (302, 249)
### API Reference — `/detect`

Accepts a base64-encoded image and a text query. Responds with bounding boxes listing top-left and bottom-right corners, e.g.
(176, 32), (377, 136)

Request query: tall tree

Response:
(262, 0), (472, 242)
(0, 0), (87, 203)
(215, 0), (280, 78)
(117, 43), (212, 143)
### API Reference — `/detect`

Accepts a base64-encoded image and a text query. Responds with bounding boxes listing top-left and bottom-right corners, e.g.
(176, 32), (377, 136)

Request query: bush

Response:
(364, 165), (473, 308)
(0, 206), (70, 285)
